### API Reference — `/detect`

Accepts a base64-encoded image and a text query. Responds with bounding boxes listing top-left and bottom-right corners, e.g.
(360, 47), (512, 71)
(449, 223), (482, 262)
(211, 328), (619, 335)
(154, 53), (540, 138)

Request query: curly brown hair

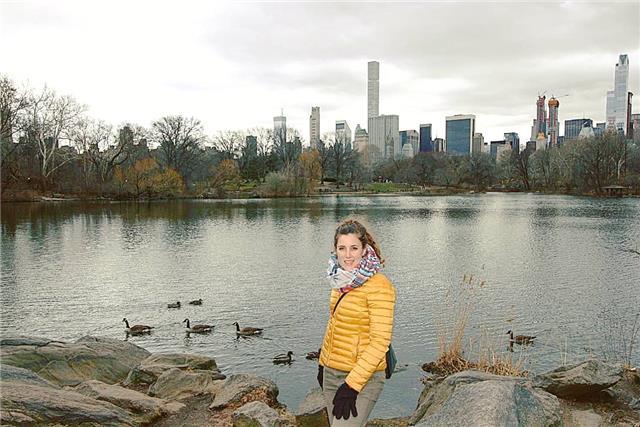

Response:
(333, 219), (384, 264)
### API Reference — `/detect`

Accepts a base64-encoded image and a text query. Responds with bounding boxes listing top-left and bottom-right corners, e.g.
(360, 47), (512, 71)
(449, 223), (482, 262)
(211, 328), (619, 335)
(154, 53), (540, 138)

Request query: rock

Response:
(295, 387), (329, 427)
(74, 379), (185, 423)
(534, 360), (623, 399)
(124, 352), (220, 386)
(209, 374), (279, 410)
(410, 370), (561, 427)
(149, 367), (226, 400)
(232, 401), (285, 426)
(1, 378), (135, 426)
(565, 409), (602, 427)
(0, 335), (150, 387)
(0, 364), (60, 388)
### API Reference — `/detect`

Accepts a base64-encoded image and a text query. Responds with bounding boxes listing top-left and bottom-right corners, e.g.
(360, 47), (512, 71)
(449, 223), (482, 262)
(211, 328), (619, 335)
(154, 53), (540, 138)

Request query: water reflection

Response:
(1, 194), (639, 418)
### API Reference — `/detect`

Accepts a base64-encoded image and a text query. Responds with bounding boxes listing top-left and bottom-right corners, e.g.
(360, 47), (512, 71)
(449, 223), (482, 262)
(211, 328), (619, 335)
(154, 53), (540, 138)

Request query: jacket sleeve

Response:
(345, 280), (396, 392)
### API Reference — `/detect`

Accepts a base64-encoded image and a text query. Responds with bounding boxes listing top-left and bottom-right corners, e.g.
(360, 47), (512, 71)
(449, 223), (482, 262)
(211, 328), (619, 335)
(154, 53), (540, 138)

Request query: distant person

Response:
(317, 219), (396, 426)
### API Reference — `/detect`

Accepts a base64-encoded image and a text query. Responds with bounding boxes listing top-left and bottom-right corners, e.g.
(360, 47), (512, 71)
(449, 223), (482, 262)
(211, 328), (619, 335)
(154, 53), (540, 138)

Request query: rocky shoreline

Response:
(1, 336), (638, 426)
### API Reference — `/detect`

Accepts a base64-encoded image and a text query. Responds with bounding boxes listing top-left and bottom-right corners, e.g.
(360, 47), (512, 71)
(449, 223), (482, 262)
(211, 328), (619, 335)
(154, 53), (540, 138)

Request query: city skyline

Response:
(2, 1), (639, 144)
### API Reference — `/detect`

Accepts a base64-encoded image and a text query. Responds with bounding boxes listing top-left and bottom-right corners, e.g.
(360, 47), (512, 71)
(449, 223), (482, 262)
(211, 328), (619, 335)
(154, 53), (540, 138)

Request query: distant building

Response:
(564, 118), (593, 141)
(605, 54), (630, 134)
(595, 122), (606, 137)
(531, 95), (547, 141)
(578, 124), (595, 139)
(335, 120), (352, 148)
(433, 138), (445, 152)
(400, 130), (419, 157)
(368, 61), (379, 119)
(490, 140), (506, 158)
(627, 92), (633, 137)
(445, 114), (475, 155)
(536, 132), (547, 151)
(526, 140), (537, 151)
(354, 124), (368, 152)
(245, 135), (258, 157)
(401, 143), (415, 159)
(309, 107), (320, 148)
(472, 132), (484, 155)
(631, 113), (640, 142)
(274, 114), (287, 144)
(496, 142), (512, 161)
(504, 132), (520, 155)
(368, 114), (399, 160)
(419, 124), (433, 152)
(548, 97), (560, 147)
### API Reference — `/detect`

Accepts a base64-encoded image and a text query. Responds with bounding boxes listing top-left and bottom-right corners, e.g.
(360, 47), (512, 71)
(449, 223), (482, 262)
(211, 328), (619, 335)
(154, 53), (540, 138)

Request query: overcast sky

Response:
(2, 0), (639, 143)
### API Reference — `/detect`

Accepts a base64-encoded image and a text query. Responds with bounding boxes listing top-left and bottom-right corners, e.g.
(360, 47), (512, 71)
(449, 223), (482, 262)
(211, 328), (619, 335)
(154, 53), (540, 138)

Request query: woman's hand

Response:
(332, 382), (358, 420)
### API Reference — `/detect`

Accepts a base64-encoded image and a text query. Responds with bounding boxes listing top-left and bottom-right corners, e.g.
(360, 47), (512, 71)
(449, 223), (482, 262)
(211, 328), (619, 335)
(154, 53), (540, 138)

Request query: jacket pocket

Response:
(351, 334), (360, 363)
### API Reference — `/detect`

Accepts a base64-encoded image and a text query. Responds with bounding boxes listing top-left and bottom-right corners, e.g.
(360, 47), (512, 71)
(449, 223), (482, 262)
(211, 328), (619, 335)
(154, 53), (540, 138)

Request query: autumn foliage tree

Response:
(300, 149), (322, 196)
(114, 158), (183, 198)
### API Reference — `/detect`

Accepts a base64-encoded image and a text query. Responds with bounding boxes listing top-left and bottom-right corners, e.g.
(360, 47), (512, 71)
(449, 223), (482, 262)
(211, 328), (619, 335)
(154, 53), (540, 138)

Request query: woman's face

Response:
(336, 233), (366, 272)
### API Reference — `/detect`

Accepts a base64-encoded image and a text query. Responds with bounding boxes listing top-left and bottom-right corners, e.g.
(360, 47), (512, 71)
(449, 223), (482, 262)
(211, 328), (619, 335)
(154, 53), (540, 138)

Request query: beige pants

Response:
(322, 366), (385, 426)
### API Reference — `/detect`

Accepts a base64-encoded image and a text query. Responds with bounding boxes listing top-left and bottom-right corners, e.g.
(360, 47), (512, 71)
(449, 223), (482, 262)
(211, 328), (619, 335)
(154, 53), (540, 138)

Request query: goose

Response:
(507, 330), (536, 345)
(122, 318), (153, 334)
(167, 301), (181, 309)
(273, 351), (294, 364)
(305, 351), (320, 360)
(183, 318), (213, 333)
(188, 299), (203, 305)
(232, 322), (263, 336)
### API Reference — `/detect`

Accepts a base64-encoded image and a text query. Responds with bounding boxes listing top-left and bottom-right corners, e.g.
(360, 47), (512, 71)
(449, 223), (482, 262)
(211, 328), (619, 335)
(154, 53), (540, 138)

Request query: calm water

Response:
(1, 194), (639, 418)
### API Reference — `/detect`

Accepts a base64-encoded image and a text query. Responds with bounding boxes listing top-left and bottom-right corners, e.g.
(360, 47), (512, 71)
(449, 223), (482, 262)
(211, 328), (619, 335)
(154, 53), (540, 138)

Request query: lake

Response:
(1, 193), (639, 418)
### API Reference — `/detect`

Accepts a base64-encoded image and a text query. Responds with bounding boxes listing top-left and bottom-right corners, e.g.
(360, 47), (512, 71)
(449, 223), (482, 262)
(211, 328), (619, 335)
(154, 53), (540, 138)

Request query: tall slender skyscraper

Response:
(419, 124), (433, 152)
(548, 97), (560, 147)
(309, 106), (320, 148)
(274, 114), (286, 145)
(606, 54), (630, 134)
(368, 61), (379, 119)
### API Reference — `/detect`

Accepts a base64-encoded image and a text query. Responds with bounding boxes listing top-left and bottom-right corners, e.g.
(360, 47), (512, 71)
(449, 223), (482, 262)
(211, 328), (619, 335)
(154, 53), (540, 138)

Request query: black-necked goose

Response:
(122, 318), (153, 334)
(273, 351), (294, 364)
(507, 330), (536, 345)
(232, 322), (263, 336)
(183, 318), (213, 333)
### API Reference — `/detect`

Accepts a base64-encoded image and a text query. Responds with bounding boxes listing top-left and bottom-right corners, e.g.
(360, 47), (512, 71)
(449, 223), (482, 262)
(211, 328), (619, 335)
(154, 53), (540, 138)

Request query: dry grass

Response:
(426, 274), (528, 378)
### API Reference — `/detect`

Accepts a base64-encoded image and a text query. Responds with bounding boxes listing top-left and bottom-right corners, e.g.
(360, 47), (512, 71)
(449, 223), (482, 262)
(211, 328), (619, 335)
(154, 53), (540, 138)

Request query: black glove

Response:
(332, 382), (358, 420)
(317, 365), (324, 389)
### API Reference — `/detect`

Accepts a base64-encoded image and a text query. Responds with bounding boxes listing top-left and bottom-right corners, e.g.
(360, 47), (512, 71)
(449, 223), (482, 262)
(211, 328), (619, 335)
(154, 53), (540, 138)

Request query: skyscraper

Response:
(504, 132), (520, 155)
(419, 124), (433, 152)
(606, 54), (630, 134)
(472, 132), (484, 155)
(368, 61), (379, 119)
(534, 95), (547, 137)
(627, 92), (633, 137)
(547, 97), (560, 147)
(274, 114), (286, 145)
(309, 106), (320, 148)
(335, 120), (352, 148)
(445, 115), (475, 155)
(564, 118), (593, 141)
(400, 129), (419, 157)
(368, 115), (399, 160)
(354, 125), (368, 152)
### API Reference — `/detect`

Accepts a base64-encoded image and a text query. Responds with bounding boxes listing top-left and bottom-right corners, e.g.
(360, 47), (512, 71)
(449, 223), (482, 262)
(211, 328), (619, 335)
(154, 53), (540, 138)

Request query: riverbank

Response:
(3, 186), (637, 203)
(1, 336), (638, 426)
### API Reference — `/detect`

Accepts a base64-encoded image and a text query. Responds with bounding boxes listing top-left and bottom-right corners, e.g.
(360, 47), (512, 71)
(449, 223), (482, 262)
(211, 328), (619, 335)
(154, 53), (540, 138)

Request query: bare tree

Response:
(213, 130), (244, 160)
(1, 75), (30, 144)
(152, 115), (205, 186)
(22, 86), (85, 188)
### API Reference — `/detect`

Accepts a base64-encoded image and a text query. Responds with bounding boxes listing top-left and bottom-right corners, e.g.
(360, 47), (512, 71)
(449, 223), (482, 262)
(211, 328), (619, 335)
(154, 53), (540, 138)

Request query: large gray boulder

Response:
(209, 374), (279, 410)
(295, 387), (329, 427)
(74, 379), (184, 423)
(1, 373), (135, 426)
(0, 335), (150, 387)
(232, 401), (286, 427)
(124, 352), (220, 386)
(533, 360), (623, 399)
(411, 370), (561, 427)
(148, 367), (226, 400)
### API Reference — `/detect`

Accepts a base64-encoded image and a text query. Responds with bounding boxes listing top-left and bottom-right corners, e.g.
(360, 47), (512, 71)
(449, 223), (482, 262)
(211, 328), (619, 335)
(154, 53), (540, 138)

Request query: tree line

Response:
(2, 76), (638, 199)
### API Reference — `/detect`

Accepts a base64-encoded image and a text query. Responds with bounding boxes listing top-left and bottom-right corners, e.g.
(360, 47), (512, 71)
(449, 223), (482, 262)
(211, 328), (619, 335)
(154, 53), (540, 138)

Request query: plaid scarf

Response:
(326, 244), (382, 293)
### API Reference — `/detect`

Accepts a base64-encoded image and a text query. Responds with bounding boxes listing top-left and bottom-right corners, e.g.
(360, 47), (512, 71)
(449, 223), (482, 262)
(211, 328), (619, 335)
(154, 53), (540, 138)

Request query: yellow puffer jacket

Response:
(319, 272), (396, 392)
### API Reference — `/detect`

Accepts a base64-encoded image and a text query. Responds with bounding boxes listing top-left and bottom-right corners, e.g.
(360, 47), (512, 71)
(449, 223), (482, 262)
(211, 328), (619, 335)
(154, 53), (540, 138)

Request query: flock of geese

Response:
(121, 298), (307, 364)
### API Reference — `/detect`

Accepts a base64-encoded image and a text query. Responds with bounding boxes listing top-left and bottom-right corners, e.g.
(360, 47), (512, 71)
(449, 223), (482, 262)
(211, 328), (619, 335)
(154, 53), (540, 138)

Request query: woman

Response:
(318, 219), (396, 426)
